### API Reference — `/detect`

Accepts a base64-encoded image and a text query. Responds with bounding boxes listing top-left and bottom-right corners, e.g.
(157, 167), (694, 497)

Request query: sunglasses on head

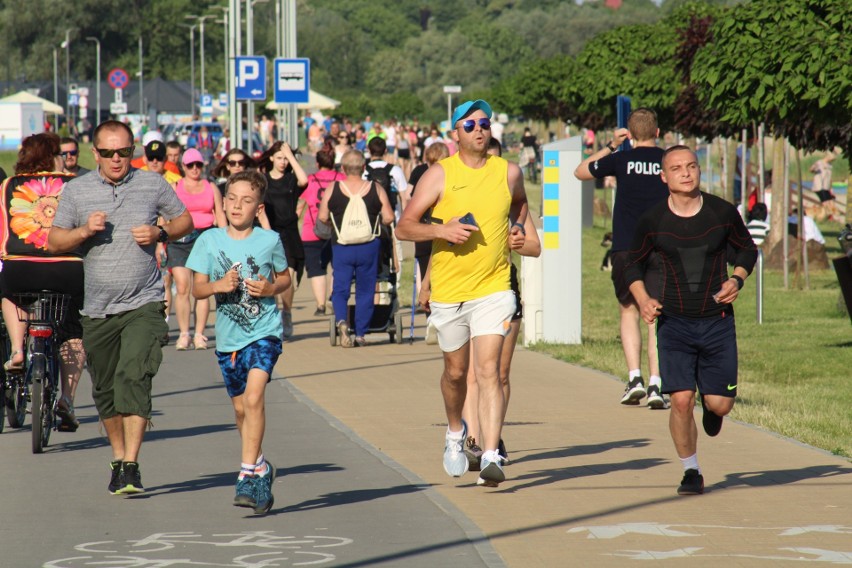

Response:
(95, 146), (134, 158)
(460, 118), (491, 133)
(186, 162), (204, 169)
(60, 150), (78, 157)
(227, 159), (246, 167)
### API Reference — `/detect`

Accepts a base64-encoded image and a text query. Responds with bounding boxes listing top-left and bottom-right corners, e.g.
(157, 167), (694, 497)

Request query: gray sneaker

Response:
(281, 310), (294, 339)
(477, 453), (506, 487)
(443, 420), (469, 477)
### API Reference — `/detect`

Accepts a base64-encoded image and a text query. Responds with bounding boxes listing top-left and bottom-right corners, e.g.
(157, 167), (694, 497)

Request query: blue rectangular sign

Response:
(235, 56), (267, 101)
(274, 58), (310, 104)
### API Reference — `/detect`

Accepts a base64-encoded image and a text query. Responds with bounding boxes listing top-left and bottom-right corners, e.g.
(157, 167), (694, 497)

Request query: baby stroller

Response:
(329, 225), (404, 345)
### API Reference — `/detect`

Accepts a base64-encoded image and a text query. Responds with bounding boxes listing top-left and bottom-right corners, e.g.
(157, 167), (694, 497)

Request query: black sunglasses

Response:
(95, 146), (134, 158)
(227, 159), (246, 167)
(460, 118), (491, 133)
(60, 150), (78, 157)
(186, 162), (204, 169)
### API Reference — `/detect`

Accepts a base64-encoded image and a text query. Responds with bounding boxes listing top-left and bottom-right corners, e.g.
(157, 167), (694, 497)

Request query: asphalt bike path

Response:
(0, 317), (498, 567)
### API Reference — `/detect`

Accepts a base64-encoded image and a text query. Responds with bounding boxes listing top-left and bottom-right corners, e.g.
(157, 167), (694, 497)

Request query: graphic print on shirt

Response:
(213, 250), (263, 332)
(676, 244), (709, 294)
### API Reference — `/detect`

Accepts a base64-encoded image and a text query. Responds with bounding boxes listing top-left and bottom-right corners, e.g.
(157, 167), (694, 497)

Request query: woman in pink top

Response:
(168, 148), (226, 350)
(296, 141), (344, 315)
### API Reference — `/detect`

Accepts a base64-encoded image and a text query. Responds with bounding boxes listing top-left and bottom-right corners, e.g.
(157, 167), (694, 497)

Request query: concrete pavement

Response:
(1, 283), (849, 567)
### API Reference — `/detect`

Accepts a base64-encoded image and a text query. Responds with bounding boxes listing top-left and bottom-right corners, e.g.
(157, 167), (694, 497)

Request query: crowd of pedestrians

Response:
(0, 94), (770, 519)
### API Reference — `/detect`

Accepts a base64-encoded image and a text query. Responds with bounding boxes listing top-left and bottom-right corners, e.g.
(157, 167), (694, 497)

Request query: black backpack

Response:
(365, 162), (397, 211)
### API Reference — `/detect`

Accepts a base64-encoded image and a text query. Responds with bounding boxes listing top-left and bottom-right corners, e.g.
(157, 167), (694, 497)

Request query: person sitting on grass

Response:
(187, 170), (291, 515)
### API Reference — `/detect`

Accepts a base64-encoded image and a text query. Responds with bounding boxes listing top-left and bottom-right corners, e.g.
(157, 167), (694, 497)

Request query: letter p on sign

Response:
(237, 59), (260, 88)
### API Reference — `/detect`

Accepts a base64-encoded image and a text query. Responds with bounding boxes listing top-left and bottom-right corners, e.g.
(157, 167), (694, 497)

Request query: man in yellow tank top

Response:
(397, 100), (529, 487)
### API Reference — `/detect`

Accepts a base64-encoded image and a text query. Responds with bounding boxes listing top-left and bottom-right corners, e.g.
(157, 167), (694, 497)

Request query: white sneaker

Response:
(477, 451), (506, 487)
(443, 420), (469, 477)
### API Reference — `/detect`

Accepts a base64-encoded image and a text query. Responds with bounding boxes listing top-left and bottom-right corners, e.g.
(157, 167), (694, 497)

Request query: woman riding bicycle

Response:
(0, 132), (86, 431)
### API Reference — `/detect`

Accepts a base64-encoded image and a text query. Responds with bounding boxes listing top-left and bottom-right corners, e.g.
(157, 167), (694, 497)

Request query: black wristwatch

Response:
(606, 141), (617, 153)
(156, 225), (169, 243)
(730, 275), (744, 290)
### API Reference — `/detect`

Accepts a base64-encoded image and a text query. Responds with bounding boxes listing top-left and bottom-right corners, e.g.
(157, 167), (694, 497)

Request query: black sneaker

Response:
(108, 460), (123, 495)
(497, 438), (509, 465)
(620, 376), (646, 405)
(313, 306), (326, 317)
(464, 437), (483, 472)
(701, 396), (723, 437)
(677, 468), (704, 495)
(234, 476), (257, 508)
(646, 385), (670, 410)
(118, 461), (145, 494)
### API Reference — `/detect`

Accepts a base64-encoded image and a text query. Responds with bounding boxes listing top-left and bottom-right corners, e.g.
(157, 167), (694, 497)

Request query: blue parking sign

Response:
(235, 56), (267, 101)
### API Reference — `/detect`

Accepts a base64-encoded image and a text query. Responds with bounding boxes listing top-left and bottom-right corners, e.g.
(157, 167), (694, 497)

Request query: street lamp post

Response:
(61, 29), (73, 130)
(179, 24), (197, 116)
(53, 48), (58, 126)
(186, 15), (214, 96)
(86, 37), (100, 126)
(246, 0), (268, 155)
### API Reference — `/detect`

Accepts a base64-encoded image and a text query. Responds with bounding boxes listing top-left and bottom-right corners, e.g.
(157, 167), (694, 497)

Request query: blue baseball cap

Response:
(451, 99), (493, 128)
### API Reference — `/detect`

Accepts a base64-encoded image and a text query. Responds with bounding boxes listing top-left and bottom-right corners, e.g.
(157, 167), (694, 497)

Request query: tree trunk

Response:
(766, 136), (787, 252)
(724, 136), (737, 204)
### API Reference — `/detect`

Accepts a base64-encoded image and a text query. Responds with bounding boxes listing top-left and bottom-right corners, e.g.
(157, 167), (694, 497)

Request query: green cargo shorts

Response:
(81, 302), (168, 419)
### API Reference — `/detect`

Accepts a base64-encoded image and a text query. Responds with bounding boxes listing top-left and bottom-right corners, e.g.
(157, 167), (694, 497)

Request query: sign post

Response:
(443, 85), (462, 128)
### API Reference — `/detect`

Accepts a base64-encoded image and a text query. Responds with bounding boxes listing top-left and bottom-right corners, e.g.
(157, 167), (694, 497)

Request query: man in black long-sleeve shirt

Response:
(625, 146), (757, 496)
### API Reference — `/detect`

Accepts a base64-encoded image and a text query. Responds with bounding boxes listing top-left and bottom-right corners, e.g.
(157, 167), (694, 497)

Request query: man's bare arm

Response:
(573, 128), (629, 180)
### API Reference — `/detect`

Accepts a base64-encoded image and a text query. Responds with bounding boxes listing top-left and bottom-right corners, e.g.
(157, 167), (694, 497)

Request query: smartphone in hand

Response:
(449, 212), (478, 246)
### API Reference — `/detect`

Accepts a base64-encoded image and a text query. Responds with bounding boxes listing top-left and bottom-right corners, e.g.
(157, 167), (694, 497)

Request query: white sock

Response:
(481, 449), (500, 464)
(680, 453), (700, 473)
(629, 369), (642, 380)
(447, 426), (464, 439)
(649, 375), (662, 388)
(238, 463), (255, 480)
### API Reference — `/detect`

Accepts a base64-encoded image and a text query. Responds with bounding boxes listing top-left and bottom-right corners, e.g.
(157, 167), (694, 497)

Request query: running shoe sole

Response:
(477, 461), (506, 487)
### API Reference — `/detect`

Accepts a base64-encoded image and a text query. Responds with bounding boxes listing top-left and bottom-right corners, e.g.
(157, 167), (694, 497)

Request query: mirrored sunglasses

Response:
(95, 146), (134, 158)
(460, 118), (491, 133)
(60, 150), (78, 157)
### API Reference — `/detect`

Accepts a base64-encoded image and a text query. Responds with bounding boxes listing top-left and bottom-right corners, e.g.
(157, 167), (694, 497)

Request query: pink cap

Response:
(182, 148), (204, 165)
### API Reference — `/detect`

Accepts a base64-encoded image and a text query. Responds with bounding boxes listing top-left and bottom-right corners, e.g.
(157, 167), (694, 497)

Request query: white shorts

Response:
(428, 290), (515, 352)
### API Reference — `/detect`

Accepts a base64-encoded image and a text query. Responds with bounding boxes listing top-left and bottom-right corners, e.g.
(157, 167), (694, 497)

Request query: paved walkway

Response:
(1, 282), (849, 567)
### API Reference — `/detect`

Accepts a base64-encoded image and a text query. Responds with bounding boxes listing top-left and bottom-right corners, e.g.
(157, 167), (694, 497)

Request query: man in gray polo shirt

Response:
(49, 120), (193, 495)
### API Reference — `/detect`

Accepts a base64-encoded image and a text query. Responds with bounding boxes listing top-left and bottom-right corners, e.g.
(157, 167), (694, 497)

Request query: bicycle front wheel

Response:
(30, 357), (50, 453)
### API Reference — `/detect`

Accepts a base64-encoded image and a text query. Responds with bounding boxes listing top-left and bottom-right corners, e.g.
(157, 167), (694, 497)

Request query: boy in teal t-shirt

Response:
(187, 171), (291, 515)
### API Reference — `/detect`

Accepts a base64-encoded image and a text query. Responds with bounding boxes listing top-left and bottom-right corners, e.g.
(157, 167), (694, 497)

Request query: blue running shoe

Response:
(234, 476), (256, 508)
(253, 472), (275, 515)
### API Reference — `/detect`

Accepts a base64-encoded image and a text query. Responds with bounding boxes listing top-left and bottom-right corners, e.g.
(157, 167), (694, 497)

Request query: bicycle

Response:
(12, 291), (70, 453)
(1, 317), (29, 433)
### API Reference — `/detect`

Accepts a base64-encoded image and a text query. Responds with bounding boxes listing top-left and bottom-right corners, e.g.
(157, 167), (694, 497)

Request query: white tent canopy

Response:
(266, 89), (340, 111)
(0, 91), (64, 115)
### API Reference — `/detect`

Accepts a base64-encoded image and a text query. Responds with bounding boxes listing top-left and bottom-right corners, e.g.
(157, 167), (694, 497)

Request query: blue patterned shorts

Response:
(216, 336), (282, 398)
